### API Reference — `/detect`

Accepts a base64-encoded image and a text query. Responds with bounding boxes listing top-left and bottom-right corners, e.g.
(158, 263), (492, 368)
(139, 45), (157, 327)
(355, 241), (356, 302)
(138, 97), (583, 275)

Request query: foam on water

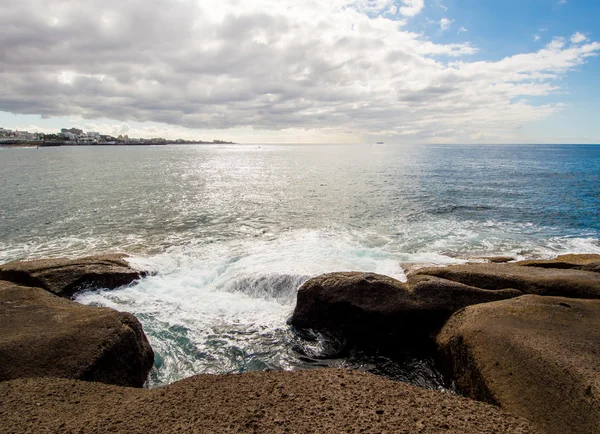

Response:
(76, 228), (407, 386)
(3, 144), (599, 388)
(73, 224), (600, 387)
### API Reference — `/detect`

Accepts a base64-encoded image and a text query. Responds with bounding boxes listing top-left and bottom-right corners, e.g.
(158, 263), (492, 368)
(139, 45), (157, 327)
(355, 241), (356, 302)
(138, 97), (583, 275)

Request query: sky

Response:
(0, 0), (599, 144)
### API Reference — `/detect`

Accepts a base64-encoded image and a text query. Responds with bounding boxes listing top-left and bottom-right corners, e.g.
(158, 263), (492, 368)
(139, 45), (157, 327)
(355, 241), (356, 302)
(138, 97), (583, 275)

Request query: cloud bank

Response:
(0, 0), (598, 142)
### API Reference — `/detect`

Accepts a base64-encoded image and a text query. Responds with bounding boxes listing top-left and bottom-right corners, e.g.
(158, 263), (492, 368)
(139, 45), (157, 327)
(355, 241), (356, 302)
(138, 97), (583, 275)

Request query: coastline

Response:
(0, 140), (236, 148)
(1, 253), (599, 432)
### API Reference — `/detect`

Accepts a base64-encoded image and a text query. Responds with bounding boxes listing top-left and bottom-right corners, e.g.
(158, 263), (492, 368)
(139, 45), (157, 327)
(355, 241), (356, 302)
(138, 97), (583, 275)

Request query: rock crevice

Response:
(0, 253), (146, 298)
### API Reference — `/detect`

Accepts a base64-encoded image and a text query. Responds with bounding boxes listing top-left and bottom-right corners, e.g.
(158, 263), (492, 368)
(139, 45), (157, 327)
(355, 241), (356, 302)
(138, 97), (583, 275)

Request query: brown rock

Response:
(407, 274), (522, 308)
(515, 253), (600, 273)
(0, 280), (154, 387)
(290, 272), (520, 341)
(0, 253), (145, 298)
(411, 262), (600, 299)
(0, 369), (537, 433)
(399, 261), (440, 274)
(437, 295), (600, 434)
(479, 256), (515, 263)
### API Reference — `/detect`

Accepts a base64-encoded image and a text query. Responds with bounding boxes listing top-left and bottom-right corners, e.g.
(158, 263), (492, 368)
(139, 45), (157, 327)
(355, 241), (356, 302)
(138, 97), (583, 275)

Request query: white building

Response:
(60, 132), (77, 141)
(15, 131), (37, 141)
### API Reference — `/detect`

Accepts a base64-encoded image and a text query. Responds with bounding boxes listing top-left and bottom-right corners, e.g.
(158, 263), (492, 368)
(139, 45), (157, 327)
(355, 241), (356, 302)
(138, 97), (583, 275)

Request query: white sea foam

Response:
(77, 228), (408, 385)
(72, 225), (600, 386)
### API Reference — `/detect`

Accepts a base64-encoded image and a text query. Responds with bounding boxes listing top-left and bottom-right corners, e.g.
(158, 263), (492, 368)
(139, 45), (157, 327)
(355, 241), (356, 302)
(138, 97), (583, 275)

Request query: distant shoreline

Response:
(0, 140), (237, 148)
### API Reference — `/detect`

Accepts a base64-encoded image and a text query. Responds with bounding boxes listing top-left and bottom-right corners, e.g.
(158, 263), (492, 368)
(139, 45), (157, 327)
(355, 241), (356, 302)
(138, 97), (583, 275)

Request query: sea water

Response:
(1, 144), (599, 387)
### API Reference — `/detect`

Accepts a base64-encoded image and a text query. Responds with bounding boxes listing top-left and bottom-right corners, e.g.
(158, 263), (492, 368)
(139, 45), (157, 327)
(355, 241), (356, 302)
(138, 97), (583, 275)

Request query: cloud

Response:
(534, 34), (541, 41)
(399, 0), (425, 17)
(0, 0), (598, 143)
(571, 32), (588, 44)
(458, 26), (467, 33)
(439, 17), (453, 32)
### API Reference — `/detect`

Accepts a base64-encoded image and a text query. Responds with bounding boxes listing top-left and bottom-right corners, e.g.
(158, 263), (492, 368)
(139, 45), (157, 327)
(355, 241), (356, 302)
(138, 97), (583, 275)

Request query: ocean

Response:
(1, 143), (599, 387)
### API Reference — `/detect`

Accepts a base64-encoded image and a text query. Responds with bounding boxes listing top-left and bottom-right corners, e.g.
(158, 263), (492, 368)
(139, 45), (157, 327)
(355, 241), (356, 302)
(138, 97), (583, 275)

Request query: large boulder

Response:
(0, 280), (154, 387)
(290, 272), (521, 342)
(515, 253), (600, 273)
(0, 253), (145, 298)
(437, 295), (600, 434)
(411, 262), (600, 299)
(0, 369), (537, 433)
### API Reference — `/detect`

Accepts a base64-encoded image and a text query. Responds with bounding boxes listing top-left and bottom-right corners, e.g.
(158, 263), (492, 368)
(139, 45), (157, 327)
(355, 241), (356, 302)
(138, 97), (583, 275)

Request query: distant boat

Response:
(376, 141), (384, 144)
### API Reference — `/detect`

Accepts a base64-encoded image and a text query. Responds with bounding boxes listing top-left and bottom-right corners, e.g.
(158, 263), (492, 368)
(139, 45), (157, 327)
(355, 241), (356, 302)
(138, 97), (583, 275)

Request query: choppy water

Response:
(1, 144), (599, 387)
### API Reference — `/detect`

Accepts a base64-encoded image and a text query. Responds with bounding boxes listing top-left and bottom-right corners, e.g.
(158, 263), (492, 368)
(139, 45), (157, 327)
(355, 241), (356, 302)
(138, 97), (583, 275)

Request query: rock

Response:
(0, 253), (145, 298)
(411, 262), (600, 299)
(0, 280), (154, 387)
(437, 295), (600, 434)
(478, 256), (515, 263)
(290, 272), (521, 342)
(407, 274), (522, 309)
(399, 261), (441, 274)
(515, 253), (600, 273)
(0, 369), (538, 433)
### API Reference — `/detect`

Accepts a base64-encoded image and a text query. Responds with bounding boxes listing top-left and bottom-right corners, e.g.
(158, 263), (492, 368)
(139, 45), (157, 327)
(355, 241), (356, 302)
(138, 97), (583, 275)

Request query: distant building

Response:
(15, 131), (37, 141)
(60, 132), (77, 141)
(61, 127), (84, 136)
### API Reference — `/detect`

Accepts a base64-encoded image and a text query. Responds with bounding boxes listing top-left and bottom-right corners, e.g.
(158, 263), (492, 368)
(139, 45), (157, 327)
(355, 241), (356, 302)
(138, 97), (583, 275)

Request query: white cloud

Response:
(534, 34), (541, 41)
(399, 0), (425, 17)
(0, 0), (598, 143)
(458, 26), (467, 33)
(439, 17), (453, 32)
(571, 32), (588, 44)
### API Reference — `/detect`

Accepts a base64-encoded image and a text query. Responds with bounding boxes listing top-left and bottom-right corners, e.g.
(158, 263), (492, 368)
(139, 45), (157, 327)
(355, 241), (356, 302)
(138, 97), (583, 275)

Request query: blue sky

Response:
(416, 0), (600, 142)
(0, 0), (598, 143)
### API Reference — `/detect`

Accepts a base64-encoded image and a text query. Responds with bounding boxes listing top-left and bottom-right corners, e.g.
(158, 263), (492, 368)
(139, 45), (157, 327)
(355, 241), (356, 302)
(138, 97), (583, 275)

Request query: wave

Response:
(8, 223), (599, 388)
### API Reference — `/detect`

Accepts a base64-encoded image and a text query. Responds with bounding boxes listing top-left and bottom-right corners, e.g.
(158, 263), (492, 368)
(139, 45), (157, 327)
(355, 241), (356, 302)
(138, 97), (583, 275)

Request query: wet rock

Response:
(0, 280), (154, 387)
(0, 369), (538, 433)
(399, 262), (441, 274)
(515, 253), (600, 273)
(290, 272), (521, 342)
(411, 262), (600, 299)
(437, 295), (600, 434)
(0, 253), (145, 298)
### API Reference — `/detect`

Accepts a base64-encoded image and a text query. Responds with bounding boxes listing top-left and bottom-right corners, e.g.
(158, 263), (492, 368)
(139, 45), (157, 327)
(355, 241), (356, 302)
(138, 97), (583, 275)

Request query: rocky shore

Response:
(1, 253), (599, 432)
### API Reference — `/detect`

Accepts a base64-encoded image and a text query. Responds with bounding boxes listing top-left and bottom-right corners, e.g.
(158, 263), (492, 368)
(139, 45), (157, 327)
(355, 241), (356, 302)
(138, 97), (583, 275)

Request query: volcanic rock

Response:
(290, 272), (521, 342)
(0, 369), (537, 433)
(477, 256), (515, 263)
(411, 262), (600, 299)
(515, 253), (600, 273)
(0, 253), (145, 298)
(0, 280), (154, 387)
(437, 295), (600, 434)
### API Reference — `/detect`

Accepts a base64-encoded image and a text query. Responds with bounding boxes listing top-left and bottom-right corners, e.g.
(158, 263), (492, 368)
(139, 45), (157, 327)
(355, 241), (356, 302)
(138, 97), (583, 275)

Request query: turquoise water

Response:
(1, 144), (599, 386)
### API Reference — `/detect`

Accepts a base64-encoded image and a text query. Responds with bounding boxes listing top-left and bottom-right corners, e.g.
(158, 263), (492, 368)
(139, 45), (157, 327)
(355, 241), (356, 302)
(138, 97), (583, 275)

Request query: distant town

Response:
(0, 127), (235, 146)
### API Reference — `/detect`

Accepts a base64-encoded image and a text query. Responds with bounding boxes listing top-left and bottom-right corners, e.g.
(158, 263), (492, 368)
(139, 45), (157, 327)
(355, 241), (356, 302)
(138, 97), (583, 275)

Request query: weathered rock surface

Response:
(0, 253), (145, 298)
(515, 253), (600, 273)
(290, 272), (521, 341)
(0, 280), (154, 387)
(0, 369), (537, 433)
(437, 295), (600, 434)
(411, 262), (600, 299)
(479, 255), (515, 263)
